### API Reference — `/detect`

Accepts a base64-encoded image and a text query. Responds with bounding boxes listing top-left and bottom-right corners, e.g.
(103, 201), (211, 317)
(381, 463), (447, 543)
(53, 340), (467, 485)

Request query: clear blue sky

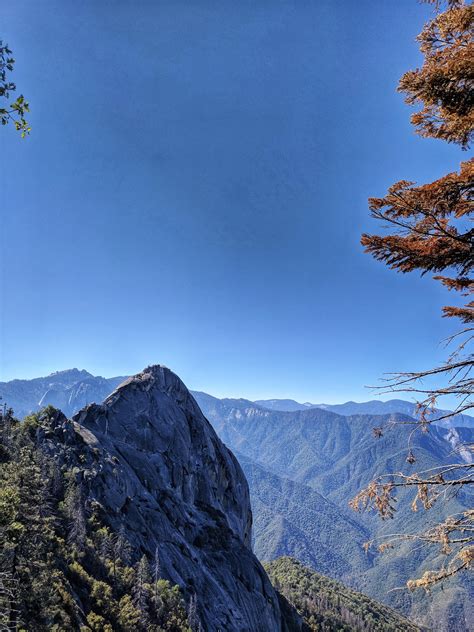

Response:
(1, 0), (464, 403)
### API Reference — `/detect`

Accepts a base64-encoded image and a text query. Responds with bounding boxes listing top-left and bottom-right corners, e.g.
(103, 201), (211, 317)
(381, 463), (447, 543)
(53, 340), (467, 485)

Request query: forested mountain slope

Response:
(265, 557), (420, 632)
(193, 393), (473, 631)
(0, 409), (193, 631)
(253, 398), (474, 429)
(236, 452), (371, 578)
(3, 371), (472, 432)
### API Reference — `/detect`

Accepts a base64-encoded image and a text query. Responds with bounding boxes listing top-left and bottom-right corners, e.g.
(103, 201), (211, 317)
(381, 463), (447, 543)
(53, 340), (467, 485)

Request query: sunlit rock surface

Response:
(40, 365), (291, 632)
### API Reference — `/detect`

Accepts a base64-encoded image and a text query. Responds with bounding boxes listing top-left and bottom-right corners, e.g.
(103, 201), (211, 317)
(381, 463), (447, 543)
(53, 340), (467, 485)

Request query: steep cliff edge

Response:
(39, 365), (289, 631)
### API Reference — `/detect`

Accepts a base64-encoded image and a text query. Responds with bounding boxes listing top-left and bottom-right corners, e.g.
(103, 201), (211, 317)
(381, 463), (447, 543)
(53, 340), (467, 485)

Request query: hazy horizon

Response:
(0, 363), (452, 408)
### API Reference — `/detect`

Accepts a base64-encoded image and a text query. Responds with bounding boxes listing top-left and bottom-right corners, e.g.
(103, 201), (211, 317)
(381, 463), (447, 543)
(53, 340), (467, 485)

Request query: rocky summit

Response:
(39, 365), (291, 632)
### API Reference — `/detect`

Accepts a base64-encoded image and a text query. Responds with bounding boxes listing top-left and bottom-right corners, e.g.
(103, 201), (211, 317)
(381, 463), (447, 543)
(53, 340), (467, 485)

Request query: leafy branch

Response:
(0, 41), (30, 137)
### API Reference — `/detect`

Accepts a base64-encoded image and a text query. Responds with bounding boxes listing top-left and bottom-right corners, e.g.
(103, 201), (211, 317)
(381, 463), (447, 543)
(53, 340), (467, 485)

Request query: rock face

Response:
(41, 365), (287, 632)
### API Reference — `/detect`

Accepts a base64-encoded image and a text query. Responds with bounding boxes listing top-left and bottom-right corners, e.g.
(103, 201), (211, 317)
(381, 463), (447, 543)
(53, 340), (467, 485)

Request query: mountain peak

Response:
(48, 368), (92, 377)
(105, 364), (192, 407)
(69, 366), (286, 631)
(47, 368), (94, 382)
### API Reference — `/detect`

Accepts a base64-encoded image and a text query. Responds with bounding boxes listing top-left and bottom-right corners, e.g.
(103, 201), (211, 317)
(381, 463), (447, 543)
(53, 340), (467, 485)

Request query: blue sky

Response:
(1, 0), (465, 403)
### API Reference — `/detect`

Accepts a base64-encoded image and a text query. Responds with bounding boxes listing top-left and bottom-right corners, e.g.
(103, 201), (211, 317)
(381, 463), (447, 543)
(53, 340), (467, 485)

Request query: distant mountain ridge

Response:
(254, 398), (315, 412)
(254, 397), (474, 429)
(1, 369), (472, 430)
(0, 369), (126, 419)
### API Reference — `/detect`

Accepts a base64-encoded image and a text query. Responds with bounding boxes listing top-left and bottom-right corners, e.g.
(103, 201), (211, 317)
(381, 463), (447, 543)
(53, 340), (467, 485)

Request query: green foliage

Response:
(117, 594), (140, 630)
(0, 41), (30, 137)
(153, 580), (193, 631)
(265, 557), (420, 632)
(0, 408), (191, 631)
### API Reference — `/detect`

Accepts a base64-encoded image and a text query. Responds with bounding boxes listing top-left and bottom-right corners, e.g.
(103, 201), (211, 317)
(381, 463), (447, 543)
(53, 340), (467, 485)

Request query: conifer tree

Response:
(187, 593), (199, 631)
(114, 526), (132, 567)
(65, 481), (87, 552)
(132, 555), (151, 628)
(152, 545), (161, 608)
(353, 0), (473, 587)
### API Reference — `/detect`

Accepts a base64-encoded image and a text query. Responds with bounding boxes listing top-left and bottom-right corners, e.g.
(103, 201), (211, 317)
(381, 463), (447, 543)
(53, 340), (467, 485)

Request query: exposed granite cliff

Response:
(38, 365), (292, 631)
